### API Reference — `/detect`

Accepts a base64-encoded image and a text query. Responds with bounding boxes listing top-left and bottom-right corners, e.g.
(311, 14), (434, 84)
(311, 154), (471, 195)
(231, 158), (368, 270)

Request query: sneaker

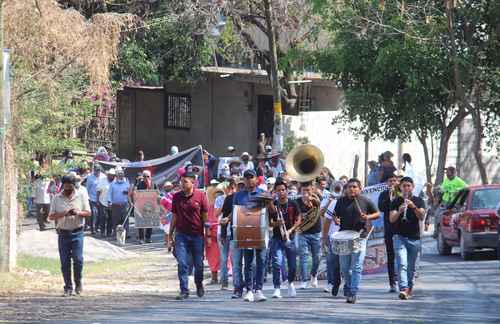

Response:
(75, 284), (82, 296)
(139, 239), (145, 245)
(145, 239), (153, 244)
(324, 283), (332, 293)
(196, 285), (205, 298)
(346, 295), (357, 304)
(62, 289), (72, 297)
(254, 290), (267, 302)
(300, 281), (308, 289)
(272, 288), (282, 299)
(310, 276), (318, 288)
(231, 289), (242, 299)
(331, 285), (339, 297)
(176, 292), (189, 300)
(288, 283), (297, 297)
(399, 289), (409, 300)
(243, 290), (254, 302)
(389, 285), (397, 293)
(221, 281), (229, 290)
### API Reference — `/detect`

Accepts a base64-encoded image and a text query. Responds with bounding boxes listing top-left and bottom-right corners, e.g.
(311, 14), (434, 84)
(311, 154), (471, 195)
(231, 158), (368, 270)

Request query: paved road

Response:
(46, 240), (500, 324)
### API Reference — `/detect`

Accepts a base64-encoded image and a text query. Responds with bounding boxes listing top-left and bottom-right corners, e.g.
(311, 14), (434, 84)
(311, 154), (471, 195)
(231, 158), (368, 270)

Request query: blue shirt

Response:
(233, 187), (263, 208)
(85, 173), (103, 202)
(107, 179), (130, 205)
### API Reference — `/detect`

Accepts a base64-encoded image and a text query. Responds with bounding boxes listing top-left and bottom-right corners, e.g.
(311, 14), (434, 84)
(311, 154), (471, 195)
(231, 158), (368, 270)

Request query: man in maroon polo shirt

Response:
(168, 172), (209, 300)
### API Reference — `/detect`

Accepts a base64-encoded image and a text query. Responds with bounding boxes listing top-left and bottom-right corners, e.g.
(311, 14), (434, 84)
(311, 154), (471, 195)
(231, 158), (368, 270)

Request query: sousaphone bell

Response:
(285, 144), (324, 183)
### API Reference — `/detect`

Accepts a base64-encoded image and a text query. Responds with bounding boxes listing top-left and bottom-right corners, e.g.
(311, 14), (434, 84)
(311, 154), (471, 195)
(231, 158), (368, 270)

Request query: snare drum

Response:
(332, 230), (362, 255)
(232, 205), (269, 249)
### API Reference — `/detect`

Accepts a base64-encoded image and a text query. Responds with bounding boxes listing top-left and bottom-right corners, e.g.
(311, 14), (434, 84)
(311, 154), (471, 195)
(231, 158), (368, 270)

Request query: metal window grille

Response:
(165, 93), (191, 129)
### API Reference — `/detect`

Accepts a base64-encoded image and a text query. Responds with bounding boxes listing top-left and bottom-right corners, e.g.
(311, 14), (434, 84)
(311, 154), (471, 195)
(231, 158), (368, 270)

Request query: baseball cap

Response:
(107, 168), (116, 175)
(241, 152), (249, 157)
(243, 169), (256, 178)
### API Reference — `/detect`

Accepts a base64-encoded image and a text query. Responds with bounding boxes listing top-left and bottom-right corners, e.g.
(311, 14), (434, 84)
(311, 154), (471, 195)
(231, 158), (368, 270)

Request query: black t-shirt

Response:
(296, 198), (322, 234)
(334, 195), (378, 232)
(221, 193), (235, 239)
(390, 196), (425, 240)
(269, 199), (300, 240)
(378, 189), (394, 234)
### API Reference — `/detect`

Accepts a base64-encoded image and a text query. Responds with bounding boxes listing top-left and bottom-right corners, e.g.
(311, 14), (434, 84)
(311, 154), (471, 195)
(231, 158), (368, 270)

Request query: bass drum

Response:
(232, 205), (269, 249)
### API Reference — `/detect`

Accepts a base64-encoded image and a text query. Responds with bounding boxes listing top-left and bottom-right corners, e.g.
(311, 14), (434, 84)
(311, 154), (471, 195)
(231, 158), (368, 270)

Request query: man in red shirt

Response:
(168, 172), (209, 300)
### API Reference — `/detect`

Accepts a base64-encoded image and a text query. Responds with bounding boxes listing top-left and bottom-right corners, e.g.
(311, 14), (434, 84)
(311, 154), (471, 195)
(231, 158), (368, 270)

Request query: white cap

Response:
(227, 146), (235, 151)
(116, 166), (124, 175)
(107, 168), (116, 175)
(265, 145), (272, 152)
(266, 177), (276, 185)
(170, 146), (179, 155)
(241, 152), (249, 157)
(210, 179), (220, 185)
(142, 170), (151, 177)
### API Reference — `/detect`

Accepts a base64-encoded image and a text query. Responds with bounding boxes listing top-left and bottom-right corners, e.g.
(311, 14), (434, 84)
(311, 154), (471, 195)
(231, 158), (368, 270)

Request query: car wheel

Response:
(437, 229), (452, 256)
(460, 232), (473, 261)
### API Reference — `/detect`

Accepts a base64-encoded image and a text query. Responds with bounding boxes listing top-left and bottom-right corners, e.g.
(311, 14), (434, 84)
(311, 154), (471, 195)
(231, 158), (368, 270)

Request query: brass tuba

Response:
(285, 144), (324, 183)
(285, 144), (325, 234)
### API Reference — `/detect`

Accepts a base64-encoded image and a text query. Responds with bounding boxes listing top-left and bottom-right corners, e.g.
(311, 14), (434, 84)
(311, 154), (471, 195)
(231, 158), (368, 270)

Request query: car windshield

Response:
(470, 189), (500, 210)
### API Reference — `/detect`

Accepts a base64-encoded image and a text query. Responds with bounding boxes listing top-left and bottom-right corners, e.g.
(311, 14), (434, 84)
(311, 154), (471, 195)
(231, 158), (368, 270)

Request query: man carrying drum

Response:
(232, 169), (275, 302)
(389, 176), (426, 300)
(333, 178), (380, 304)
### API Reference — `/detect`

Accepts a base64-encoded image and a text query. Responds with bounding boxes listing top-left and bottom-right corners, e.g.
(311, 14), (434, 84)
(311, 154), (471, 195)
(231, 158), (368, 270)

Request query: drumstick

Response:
(354, 197), (372, 235)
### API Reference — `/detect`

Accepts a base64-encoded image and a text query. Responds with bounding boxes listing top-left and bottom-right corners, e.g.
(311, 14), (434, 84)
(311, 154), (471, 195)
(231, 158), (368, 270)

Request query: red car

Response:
(436, 184), (500, 260)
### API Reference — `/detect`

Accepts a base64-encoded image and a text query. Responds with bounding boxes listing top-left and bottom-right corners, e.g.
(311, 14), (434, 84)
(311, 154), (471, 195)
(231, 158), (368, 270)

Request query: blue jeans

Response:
(231, 241), (245, 292)
(175, 232), (204, 293)
(219, 238), (231, 283)
(393, 235), (421, 291)
(58, 229), (84, 292)
(244, 248), (267, 291)
(339, 238), (367, 297)
(271, 238), (297, 288)
(298, 233), (321, 281)
(326, 239), (341, 288)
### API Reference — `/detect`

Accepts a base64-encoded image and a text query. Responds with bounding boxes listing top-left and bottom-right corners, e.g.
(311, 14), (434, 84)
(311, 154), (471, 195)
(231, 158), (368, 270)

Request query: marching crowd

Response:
(29, 143), (479, 303)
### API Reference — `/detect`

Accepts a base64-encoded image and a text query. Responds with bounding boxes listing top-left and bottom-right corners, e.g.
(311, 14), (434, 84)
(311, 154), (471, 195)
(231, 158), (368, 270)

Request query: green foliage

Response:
(113, 13), (214, 84)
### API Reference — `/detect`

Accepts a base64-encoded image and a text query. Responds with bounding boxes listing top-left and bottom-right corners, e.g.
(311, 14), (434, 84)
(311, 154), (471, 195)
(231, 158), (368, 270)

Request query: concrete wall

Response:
(117, 77), (342, 161)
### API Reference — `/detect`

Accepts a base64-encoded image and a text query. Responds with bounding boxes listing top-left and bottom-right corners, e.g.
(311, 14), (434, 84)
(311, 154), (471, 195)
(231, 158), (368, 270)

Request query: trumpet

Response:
(401, 192), (409, 223)
(275, 203), (291, 243)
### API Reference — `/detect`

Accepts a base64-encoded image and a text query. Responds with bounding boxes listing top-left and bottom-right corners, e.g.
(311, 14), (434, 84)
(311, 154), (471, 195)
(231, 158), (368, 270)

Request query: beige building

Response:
(117, 66), (342, 160)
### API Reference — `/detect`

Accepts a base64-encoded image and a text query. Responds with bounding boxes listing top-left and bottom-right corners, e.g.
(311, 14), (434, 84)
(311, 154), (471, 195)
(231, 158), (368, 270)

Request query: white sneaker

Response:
(300, 281), (308, 289)
(272, 288), (282, 299)
(288, 283), (297, 297)
(311, 276), (318, 288)
(254, 290), (267, 302)
(243, 290), (254, 302)
(324, 283), (332, 293)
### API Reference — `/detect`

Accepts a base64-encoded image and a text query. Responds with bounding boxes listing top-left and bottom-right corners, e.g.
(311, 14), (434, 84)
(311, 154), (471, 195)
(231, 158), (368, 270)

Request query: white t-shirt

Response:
(325, 199), (340, 240)
(33, 179), (51, 204)
(240, 161), (255, 173)
(96, 178), (112, 207)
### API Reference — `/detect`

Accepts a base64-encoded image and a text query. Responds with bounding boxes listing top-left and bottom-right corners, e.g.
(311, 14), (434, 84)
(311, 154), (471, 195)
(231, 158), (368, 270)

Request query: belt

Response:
(57, 227), (83, 234)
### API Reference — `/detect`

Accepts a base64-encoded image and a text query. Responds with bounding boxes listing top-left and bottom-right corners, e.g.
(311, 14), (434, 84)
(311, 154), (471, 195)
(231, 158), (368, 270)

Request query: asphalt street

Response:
(48, 240), (500, 324)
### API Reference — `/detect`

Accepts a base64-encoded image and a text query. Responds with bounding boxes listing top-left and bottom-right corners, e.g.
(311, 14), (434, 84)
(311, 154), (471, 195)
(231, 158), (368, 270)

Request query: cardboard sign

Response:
(133, 190), (163, 228)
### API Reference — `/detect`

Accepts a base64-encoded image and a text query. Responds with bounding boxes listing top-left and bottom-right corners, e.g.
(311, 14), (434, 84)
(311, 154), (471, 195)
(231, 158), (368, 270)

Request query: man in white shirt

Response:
(239, 152), (254, 174)
(33, 175), (51, 231)
(321, 191), (342, 296)
(96, 169), (115, 237)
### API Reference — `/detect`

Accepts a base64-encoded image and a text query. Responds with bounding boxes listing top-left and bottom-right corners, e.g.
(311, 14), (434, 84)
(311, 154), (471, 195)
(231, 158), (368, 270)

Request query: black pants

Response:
(36, 203), (50, 231)
(98, 204), (113, 236)
(384, 232), (397, 286)
(138, 228), (152, 241)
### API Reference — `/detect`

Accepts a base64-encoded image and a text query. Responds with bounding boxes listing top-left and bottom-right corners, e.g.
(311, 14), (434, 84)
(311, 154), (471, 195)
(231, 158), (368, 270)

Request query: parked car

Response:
(436, 184), (500, 260)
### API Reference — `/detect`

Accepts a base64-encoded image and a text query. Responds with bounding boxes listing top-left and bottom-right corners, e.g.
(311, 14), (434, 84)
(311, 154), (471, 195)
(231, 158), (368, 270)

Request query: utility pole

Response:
(0, 0), (6, 272)
(263, 0), (283, 152)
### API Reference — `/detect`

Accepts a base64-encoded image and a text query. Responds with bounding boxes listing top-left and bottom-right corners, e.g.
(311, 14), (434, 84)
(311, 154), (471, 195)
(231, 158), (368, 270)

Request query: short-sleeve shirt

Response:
(269, 199), (300, 240)
(334, 195), (378, 232)
(390, 196), (425, 240)
(296, 198), (322, 234)
(50, 190), (91, 230)
(325, 199), (340, 239)
(172, 189), (209, 236)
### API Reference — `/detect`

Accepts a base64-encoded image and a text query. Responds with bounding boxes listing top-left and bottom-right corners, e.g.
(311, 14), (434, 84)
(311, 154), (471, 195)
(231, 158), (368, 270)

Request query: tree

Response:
(313, 0), (499, 184)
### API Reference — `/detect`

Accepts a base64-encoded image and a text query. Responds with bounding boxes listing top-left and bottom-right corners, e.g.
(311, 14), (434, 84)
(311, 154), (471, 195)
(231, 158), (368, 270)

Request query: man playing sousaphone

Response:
(293, 182), (323, 290)
(333, 178), (380, 304)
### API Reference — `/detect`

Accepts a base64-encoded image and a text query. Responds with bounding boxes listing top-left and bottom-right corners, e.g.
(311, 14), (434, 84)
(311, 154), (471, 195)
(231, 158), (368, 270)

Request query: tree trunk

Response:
(416, 131), (432, 184)
(435, 127), (451, 185)
(263, 0), (283, 152)
(471, 106), (488, 184)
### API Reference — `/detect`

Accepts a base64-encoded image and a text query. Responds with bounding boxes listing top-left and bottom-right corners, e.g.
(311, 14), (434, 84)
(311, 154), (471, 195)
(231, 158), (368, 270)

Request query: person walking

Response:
(84, 165), (105, 234)
(389, 177), (426, 300)
(48, 175), (91, 296)
(33, 174), (51, 231)
(107, 167), (131, 237)
(96, 169), (115, 237)
(168, 172), (209, 300)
